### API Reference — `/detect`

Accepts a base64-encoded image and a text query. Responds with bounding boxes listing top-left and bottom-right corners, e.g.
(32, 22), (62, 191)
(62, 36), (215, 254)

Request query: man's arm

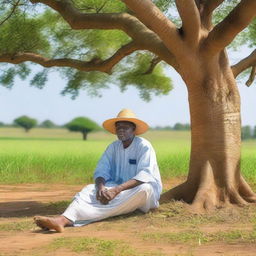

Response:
(95, 176), (106, 201)
(102, 179), (143, 202)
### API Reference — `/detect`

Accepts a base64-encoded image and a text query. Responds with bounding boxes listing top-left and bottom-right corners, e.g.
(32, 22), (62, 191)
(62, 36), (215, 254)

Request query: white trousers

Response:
(62, 183), (157, 226)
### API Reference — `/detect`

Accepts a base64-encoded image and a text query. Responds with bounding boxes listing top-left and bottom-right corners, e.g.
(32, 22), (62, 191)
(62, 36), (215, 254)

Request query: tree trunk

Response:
(160, 52), (256, 211)
(82, 132), (87, 140)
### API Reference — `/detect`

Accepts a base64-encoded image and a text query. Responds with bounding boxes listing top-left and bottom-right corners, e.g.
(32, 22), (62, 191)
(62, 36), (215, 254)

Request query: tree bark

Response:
(160, 51), (256, 212)
(82, 132), (88, 141)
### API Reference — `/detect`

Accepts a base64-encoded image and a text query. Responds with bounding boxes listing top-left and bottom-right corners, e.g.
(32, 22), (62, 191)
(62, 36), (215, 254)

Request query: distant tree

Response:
(14, 115), (37, 132)
(66, 117), (100, 140)
(0, 121), (4, 127)
(164, 125), (173, 130)
(253, 126), (256, 139)
(173, 123), (183, 130)
(241, 125), (252, 140)
(40, 119), (56, 128)
(153, 125), (172, 130)
(173, 123), (191, 131)
(184, 124), (191, 130)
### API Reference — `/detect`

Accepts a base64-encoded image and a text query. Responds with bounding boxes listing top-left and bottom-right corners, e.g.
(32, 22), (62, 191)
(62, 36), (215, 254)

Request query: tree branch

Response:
(122, 0), (183, 56)
(0, 0), (21, 26)
(143, 57), (161, 75)
(203, 0), (224, 11)
(30, 0), (151, 41)
(204, 0), (256, 56)
(28, 0), (179, 71)
(231, 49), (256, 78)
(175, 0), (200, 46)
(201, 0), (224, 30)
(246, 65), (255, 87)
(0, 42), (141, 74)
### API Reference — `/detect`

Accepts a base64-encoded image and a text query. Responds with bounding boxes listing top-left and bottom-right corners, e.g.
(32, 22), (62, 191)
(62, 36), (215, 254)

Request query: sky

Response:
(0, 47), (255, 128)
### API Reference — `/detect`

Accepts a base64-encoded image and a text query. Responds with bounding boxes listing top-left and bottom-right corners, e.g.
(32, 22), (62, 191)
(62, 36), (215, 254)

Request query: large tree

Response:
(1, 0), (256, 211)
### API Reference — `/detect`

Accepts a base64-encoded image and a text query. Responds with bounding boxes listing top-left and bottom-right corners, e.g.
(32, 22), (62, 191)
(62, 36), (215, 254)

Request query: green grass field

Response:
(0, 127), (255, 184)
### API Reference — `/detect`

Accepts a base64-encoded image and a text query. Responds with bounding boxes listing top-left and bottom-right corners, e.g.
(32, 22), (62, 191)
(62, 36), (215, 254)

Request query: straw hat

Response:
(103, 109), (149, 135)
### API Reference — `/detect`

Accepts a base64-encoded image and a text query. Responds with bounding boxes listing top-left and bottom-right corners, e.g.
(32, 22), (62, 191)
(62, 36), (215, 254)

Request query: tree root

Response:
(239, 176), (256, 203)
(160, 175), (256, 213)
(160, 182), (190, 204)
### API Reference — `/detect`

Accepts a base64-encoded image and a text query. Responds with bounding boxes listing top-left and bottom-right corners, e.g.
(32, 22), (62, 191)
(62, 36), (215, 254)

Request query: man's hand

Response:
(95, 177), (108, 204)
(97, 186), (122, 205)
(96, 183), (115, 205)
(102, 187), (121, 201)
(96, 184), (106, 201)
(95, 178), (142, 205)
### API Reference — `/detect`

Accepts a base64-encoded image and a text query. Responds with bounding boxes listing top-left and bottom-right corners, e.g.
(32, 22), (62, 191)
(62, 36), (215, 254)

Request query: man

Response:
(34, 109), (162, 232)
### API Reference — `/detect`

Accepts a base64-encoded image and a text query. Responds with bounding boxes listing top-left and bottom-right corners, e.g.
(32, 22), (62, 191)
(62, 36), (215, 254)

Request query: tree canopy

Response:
(66, 117), (101, 140)
(1, 1), (254, 99)
(14, 115), (37, 132)
(40, 119), (56, 128)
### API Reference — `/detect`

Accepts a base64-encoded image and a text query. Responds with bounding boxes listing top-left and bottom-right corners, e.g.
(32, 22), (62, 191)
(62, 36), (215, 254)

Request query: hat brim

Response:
(103, 117), (149, 135)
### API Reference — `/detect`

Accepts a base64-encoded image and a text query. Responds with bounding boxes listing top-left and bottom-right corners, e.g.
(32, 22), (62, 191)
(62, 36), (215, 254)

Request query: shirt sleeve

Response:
(93, 145), (113, 182)
(132, 143), (161, 185)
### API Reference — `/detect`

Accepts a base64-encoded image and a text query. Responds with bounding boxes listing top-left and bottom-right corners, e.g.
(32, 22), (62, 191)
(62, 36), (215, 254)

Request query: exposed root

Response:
(228, 188), (249, 206)
(189, 186), (217, 213)
(239, 176), (256, 203)
(160, 182), (190, 204)
(160, 175), (256, 213)
(243, 196), (256, 203)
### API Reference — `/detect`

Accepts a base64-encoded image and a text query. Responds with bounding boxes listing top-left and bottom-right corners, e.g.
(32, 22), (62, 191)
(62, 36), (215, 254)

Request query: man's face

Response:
(115, 121), (136, 142)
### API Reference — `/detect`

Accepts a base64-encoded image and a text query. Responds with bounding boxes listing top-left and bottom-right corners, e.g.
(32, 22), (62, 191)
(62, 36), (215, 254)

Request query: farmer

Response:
(34, 109), (162, 232)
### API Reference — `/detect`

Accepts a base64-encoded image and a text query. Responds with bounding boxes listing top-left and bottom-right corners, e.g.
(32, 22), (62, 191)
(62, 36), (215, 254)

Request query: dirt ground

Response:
(1, 180), (256, 256)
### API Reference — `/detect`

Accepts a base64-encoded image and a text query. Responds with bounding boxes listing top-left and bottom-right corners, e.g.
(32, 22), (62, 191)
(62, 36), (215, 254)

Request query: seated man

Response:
(34, 109), (162, 232)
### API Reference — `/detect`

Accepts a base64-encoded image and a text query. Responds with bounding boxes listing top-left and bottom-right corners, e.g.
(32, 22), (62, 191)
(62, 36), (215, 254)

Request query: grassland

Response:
(0, 127), (255, 185)
(1, 127), (256, 256)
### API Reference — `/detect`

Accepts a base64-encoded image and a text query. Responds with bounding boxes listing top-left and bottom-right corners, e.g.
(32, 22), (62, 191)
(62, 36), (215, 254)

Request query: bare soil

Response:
(1, 179), (256, 256)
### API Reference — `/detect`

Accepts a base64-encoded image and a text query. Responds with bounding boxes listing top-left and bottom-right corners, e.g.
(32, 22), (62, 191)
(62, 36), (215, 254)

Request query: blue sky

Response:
(0, 47), (255, 127)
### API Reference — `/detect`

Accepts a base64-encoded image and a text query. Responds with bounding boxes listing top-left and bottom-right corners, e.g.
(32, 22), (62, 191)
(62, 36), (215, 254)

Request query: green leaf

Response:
(0, 68), (15, 88)
(30, 70), (48, 89)
(118, 53), (173, 101)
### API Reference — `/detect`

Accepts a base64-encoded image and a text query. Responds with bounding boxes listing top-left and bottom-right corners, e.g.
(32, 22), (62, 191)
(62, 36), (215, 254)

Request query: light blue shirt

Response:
(93, 136), (162, 200)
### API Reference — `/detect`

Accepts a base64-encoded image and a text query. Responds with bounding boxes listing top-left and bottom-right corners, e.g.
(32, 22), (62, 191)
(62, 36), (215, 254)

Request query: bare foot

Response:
(34, 216), (65, 233)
